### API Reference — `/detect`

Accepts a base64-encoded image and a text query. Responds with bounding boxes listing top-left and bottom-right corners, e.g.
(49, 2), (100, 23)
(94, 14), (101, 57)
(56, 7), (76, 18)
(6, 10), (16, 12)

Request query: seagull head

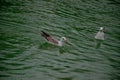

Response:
(61, 37), (67, 42)
(99, 27), (104, 31)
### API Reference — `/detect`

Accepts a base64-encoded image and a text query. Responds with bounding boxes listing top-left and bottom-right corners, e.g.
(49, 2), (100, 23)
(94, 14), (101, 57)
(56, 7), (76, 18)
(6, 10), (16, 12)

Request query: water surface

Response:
(0, 0), (120, 80)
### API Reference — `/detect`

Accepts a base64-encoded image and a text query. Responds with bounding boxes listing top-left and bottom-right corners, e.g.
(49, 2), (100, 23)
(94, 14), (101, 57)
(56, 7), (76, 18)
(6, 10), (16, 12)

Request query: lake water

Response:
(0, 0), (120, 80)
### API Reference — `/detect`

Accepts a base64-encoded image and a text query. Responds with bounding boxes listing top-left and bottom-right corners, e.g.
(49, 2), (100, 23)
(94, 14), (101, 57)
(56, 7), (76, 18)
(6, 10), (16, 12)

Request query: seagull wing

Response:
(41, 31), (58, 44)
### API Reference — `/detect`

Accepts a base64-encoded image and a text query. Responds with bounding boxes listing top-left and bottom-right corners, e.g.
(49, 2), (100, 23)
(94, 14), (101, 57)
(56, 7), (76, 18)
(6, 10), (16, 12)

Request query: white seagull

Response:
(95, 27), (105, 40)
(41, 31), (67, 46)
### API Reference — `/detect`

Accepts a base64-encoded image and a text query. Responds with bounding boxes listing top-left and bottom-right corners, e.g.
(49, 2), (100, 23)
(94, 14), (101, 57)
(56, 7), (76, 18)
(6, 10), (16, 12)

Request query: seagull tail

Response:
(41, 31), (50, 37)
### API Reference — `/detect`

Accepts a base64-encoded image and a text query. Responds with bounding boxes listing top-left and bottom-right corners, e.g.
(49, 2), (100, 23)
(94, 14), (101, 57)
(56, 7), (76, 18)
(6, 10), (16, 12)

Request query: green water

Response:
(0, 0), (120, 80)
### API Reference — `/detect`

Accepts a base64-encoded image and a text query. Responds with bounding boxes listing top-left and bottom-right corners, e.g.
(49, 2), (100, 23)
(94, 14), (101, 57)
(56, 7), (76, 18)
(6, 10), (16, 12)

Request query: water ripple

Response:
(0, 0), (120, 80)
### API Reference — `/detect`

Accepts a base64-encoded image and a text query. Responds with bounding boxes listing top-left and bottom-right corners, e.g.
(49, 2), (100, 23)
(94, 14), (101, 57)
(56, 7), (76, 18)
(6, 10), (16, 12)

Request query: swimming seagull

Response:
(95, 27), (105, 40)
(41, 31), (67, 46)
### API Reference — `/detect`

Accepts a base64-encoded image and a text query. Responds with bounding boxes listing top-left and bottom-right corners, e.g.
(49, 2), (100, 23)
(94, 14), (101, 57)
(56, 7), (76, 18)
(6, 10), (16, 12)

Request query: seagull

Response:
(95, 27), (105, 40)
(41, 31), (67, 46)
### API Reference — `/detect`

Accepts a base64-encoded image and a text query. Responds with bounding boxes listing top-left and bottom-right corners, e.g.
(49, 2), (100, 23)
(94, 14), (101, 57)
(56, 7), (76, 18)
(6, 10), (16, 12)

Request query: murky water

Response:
(0, 0), (120, 80)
